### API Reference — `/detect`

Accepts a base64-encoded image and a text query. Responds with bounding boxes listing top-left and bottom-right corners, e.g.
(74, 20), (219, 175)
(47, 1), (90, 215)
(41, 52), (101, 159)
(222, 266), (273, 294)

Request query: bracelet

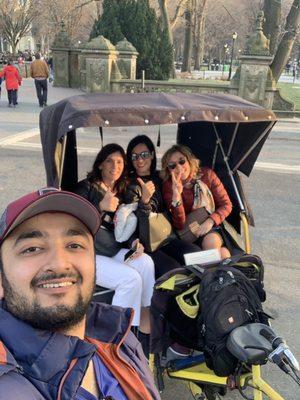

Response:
(171, 199), (182, 208)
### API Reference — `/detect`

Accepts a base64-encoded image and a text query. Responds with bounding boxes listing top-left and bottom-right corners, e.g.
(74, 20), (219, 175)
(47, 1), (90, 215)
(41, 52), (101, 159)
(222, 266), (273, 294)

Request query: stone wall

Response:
(110, 79), (230, 95)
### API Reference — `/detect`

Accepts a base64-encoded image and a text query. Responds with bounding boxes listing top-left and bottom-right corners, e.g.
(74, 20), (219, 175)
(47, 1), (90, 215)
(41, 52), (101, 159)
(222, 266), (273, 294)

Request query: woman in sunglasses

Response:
(161, 144), (232, 259)
(75, 144), (155, 348)
(125, 135), (199, 278)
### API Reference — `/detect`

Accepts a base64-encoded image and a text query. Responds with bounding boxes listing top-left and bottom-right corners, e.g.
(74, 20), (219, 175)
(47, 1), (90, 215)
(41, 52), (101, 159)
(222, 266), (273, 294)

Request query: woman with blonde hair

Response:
(161, 144), (232, 259)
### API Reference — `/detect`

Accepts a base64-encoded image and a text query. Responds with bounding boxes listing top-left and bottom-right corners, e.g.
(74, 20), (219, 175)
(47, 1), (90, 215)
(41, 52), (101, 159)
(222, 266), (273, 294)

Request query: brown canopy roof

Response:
(39, 92), (276, 188)
(40, 92), (276, 138)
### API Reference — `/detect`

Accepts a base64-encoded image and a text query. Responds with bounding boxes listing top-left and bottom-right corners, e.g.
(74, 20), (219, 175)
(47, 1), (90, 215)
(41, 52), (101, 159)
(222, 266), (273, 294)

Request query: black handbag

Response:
(176, 207), (210, 243)
(139, 212), (175, 253)
(94, 226), (122, 257)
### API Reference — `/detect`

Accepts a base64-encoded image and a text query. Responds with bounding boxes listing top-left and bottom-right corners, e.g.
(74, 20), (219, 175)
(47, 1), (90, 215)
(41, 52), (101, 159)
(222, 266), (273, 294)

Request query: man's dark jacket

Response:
(0, 301), (160, 399)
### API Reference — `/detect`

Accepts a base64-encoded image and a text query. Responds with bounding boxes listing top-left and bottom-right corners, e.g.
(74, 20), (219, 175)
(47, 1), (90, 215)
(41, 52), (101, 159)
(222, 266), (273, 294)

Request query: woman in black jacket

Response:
(125, 135), (199, 278)
(75, 144), (155, 337)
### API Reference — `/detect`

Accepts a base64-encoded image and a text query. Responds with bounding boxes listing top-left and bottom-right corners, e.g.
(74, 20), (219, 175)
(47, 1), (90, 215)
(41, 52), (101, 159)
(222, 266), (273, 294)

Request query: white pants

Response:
(96, 249), (155, 326)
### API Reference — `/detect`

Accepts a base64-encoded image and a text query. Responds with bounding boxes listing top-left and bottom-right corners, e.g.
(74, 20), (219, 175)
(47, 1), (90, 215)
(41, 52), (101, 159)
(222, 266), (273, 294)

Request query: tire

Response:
(203, 386), (218, 400)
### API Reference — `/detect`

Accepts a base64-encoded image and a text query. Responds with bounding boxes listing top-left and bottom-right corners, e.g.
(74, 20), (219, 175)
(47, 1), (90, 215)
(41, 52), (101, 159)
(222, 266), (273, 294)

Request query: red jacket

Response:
(163, 166), (232, 229)
(0, 65), (22, 90)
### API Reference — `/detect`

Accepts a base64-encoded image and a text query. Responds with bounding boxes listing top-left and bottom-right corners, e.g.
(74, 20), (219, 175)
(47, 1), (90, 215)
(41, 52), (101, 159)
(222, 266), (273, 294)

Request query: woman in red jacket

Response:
(161, 144), (232, 259)
(0, 60), (22, 107)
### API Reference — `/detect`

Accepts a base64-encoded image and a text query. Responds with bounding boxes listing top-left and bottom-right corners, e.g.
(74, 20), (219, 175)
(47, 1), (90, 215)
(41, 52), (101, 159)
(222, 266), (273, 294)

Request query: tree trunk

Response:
(182, 0), (193, 72)
(263, 0), (281, 55)
(192, 0), (207, 70)
(158, 0), (175, 77)
(270, 0), (300, 82)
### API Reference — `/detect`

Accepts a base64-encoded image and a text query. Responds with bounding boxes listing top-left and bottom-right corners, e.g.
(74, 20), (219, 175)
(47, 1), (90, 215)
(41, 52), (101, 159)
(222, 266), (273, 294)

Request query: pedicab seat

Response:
(93, 285), (114, 304)
(227, 323), (274, 365)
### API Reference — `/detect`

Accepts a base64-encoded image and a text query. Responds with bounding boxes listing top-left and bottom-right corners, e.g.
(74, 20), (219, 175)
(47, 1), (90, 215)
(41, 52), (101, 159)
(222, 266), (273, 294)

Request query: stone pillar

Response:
(79, 36), (119, 93)
(69, 47), (81, 88)
(51, 22), (71, 87)
(231, 55), (275, 108)
(115, 38), (138, 79)
(229, 11), (278, 108)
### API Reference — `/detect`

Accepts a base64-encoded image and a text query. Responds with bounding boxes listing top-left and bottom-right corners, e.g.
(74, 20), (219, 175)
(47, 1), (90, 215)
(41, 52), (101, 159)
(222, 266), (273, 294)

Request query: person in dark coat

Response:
(125, 135), (200, 278)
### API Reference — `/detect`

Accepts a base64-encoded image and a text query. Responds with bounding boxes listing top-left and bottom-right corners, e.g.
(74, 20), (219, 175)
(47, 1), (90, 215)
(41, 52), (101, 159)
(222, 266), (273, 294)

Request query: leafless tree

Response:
(263, 0), (282, 55)
(193, 0), (208, 70)
(270, 0), (300, 81)
(0, 0), (39, 55)
(34, 0), (102, 52)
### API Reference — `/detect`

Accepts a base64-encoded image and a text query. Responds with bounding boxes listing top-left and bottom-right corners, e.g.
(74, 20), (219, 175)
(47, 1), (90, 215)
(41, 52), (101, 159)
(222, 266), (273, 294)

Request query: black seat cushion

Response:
(227, 323), (274, 365)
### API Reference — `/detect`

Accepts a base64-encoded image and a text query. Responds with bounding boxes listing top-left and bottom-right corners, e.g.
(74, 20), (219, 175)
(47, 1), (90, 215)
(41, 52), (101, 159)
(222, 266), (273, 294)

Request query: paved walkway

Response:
(0, 78), (82, 138)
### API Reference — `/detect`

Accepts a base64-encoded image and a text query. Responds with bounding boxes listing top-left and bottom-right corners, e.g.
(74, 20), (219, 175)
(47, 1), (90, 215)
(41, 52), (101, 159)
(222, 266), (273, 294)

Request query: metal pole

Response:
(141, 70), (145, 91)
(228, 33), (237, 81)
(212, 123), (245, 212)
(58, 135), (67, 189)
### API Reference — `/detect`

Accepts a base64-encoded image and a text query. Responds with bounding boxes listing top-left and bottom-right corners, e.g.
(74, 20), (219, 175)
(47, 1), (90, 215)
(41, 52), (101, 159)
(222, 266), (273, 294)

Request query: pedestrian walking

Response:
(0, 59), (22, 107)
(30, 53), (49, 107)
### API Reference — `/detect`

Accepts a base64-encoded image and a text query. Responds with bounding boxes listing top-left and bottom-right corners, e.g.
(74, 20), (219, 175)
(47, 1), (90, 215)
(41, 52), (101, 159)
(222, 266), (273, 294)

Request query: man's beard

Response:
(1, 271), (95, 332)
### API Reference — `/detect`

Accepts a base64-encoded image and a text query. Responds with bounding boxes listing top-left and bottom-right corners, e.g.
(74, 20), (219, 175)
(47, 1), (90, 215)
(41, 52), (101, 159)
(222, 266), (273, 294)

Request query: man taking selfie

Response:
(0, 187), (159, 399)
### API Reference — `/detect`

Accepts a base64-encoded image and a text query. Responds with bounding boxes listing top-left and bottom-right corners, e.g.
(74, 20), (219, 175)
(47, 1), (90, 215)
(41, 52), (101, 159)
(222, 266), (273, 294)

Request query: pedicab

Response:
(39, 92), (299, 399)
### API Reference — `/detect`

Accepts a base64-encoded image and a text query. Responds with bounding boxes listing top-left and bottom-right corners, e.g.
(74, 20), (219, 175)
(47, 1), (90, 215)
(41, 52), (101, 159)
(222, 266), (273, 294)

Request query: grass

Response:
(277, 82), (300, 110)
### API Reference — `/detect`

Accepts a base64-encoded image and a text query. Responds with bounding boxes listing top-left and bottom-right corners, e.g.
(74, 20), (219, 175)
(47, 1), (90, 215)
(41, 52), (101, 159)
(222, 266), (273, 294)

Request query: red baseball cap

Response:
(0, 187), (101, 244)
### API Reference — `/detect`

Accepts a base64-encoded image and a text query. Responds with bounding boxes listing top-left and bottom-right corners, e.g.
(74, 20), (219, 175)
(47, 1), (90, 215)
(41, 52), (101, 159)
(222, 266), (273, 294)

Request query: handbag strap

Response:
(184, 264), (206, 280)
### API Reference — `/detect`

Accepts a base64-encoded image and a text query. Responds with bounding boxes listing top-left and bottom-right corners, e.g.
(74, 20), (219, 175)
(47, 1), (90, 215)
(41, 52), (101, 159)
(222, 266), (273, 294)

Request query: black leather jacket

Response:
(124, 172), (165, 217)
(75, 178), (123, 256)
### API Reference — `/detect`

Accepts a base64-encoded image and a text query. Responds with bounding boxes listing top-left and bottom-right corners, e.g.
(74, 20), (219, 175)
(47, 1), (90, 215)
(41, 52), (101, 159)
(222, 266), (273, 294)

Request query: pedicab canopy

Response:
(40, 92), (276, 191)
(40, 92), (277, 232)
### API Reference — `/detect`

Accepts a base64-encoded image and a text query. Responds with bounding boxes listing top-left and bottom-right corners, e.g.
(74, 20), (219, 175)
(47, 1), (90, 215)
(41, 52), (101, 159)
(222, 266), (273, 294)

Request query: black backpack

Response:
(198, 266), (269, 377)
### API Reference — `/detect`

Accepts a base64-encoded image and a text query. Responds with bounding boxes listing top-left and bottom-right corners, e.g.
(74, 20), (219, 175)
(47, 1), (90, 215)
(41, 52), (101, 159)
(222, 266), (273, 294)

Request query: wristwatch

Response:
(171, 199), (182, 207)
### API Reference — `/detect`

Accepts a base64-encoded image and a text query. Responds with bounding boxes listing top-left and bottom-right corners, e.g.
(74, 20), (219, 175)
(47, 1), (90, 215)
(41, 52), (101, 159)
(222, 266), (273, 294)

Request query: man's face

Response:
(0, 212), (95, 332)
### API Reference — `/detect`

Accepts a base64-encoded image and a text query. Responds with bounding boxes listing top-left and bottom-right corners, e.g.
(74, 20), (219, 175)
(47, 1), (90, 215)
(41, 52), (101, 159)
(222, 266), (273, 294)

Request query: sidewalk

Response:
(0, 78), (82, 138)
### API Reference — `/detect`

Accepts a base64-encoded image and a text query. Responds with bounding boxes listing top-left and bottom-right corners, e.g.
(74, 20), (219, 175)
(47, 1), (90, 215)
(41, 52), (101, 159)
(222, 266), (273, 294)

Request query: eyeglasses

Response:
(167, 159), (186, 170)
(131, 151), (152, 161)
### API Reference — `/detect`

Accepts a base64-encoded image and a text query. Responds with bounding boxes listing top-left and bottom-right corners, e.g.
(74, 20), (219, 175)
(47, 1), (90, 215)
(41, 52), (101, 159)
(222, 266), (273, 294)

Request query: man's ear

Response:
(0, 273), (3, 299)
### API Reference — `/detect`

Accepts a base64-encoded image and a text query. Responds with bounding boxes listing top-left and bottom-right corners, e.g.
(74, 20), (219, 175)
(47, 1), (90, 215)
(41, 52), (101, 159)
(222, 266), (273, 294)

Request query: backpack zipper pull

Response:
(245, 309), (253, 317)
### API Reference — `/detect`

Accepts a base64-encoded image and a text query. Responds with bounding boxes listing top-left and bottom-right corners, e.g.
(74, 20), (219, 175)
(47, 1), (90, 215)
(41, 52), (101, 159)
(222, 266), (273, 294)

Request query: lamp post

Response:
(228, 32), (237, 81)
(222, 43), (228, 79)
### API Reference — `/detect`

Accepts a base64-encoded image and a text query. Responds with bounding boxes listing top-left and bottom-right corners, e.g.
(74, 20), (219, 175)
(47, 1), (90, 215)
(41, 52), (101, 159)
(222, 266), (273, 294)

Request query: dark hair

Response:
(126, 135), (157, 175)
(35, 53), (41, 59)
(87, 143), (127, 193)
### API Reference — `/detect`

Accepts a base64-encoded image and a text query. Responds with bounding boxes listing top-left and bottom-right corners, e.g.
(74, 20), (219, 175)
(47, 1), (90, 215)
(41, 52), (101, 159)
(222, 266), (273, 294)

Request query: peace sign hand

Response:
(137, 177), (156, 204)
(99, 185), (119, 212)
(171, 170), (183, 202)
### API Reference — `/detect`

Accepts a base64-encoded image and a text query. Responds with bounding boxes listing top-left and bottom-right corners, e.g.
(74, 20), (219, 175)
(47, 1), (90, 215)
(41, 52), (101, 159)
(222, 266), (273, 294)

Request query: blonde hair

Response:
(160, 144), (201, 181)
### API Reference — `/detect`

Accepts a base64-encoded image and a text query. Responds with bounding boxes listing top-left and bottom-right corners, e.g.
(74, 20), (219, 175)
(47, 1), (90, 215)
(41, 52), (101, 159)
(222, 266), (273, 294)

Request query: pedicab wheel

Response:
(189, 382), (226, 400)
(202, 385), (227, 400)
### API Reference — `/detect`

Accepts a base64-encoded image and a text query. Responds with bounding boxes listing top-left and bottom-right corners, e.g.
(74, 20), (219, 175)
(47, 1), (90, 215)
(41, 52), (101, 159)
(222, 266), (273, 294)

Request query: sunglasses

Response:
(167, 159), (186, 170)
(131, 151), (152, 161)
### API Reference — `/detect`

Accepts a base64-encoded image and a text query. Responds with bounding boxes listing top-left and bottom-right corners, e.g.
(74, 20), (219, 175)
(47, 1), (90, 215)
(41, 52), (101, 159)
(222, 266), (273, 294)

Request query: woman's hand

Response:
(99, 188), (119, 212)
(195, 218), (214, 237)
(137, 177), (155, 204)
(171, 170), (183, 201)
(131, 239), (145, 259)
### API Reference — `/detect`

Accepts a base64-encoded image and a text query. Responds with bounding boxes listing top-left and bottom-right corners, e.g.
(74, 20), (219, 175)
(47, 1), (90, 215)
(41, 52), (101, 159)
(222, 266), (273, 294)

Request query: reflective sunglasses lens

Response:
(131, 154), (138, 161)
(140, 151), (151, 160)
(168, 163), (176, 170)
(179, 159), (186, 166)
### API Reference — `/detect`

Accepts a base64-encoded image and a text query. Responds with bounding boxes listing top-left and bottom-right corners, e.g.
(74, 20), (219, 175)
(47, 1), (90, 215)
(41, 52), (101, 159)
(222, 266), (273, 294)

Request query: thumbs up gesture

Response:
(137, 177), (156, 204)
(99, 185), (119, 212)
